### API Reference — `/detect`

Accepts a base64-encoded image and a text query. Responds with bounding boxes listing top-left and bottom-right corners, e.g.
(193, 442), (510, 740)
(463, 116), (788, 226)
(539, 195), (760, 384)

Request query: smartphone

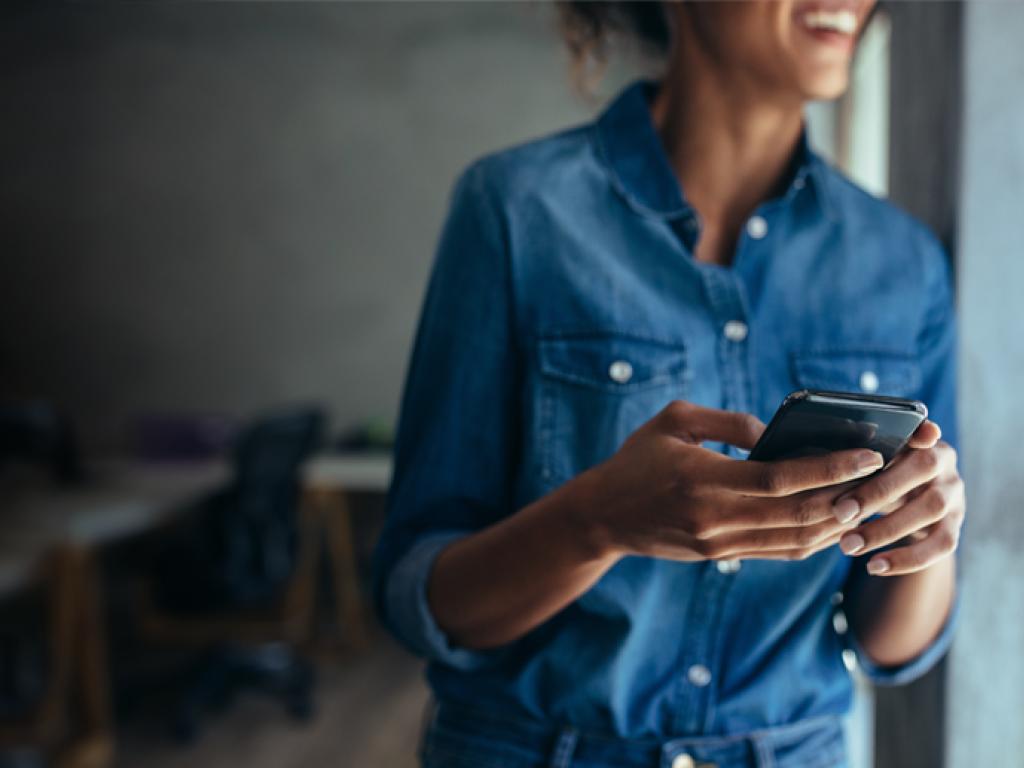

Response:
(748, 390), (928, 467)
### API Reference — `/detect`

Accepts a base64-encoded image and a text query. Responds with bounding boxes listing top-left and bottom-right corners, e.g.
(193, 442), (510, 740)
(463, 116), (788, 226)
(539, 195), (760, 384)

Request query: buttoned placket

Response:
(666, 207), (768, 735)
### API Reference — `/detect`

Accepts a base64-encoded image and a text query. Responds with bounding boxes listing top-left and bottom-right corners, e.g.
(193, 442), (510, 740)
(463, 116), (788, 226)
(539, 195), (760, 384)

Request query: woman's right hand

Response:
(579, 400), (884, 563)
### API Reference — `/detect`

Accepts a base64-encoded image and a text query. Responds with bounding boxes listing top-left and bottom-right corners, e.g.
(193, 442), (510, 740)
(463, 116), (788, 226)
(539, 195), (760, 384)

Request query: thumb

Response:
(907, 419), (941, 450)
(658, 401), (765, 449)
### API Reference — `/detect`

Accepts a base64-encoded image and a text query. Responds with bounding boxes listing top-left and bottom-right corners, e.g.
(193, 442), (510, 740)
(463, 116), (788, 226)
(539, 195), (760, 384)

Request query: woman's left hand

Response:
(832, 420), (965, 576)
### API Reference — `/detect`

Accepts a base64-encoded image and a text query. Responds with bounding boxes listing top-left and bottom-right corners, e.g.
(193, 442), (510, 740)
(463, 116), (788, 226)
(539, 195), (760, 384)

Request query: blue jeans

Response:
(420, 700), (848, 768)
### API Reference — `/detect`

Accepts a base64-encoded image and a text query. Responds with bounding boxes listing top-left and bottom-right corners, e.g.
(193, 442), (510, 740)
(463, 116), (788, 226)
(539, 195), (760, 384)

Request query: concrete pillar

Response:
(949, 2), (1024, 762)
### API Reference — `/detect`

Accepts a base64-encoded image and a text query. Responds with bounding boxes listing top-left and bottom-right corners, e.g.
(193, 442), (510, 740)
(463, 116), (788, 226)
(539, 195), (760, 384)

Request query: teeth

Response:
(803, 9), (858, 35)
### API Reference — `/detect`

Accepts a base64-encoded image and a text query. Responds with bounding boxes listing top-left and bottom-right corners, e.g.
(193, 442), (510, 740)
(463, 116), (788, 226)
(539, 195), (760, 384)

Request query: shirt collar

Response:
(594, 80), (837, 223)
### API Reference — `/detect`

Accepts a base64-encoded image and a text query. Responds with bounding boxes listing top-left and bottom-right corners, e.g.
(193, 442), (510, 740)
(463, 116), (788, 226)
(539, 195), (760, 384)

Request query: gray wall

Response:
(0, 3), (634, 449)
(949, 2), (1024, 762)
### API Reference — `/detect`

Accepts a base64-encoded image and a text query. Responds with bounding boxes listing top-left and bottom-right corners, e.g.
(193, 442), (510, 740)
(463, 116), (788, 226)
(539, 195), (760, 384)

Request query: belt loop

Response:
(548, 725), (579, 768)
(751, 732), (775, 768)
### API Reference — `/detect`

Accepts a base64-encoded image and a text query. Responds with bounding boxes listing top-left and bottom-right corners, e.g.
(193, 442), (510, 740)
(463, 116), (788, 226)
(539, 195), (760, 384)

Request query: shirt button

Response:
(687, 664), (712, 687)
(793, 175), (807, 190)
(859, 370), (880, 393)
(716, 559), (741, 574)
(671, 756), (696, 768)
(723, 320), (748, 342)
(608, 360), (633, 384)
(746, 215), (768, 239)
(833, 611), (849, 635)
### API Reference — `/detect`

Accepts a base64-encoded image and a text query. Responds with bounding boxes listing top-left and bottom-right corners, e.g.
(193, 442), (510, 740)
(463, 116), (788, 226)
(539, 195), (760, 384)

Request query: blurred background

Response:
(0, 2), (1021, 767)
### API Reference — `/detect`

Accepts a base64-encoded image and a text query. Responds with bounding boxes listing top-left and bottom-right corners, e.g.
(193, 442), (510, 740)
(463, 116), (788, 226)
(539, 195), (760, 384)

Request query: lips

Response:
(800, 8), (858, 35)
(793, 1), (865, 50)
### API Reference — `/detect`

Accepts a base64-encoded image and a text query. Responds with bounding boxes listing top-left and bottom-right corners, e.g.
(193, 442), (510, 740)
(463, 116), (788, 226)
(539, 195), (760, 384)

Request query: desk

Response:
(0, 460), (229, 595)
(301, 454), (392, 649)
(0, 453), (391, 761)
(0, 460), (228, 767)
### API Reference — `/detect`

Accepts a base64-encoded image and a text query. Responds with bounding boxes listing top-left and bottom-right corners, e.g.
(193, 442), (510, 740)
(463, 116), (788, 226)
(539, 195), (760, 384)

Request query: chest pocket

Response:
(535, 333), (689, 488)
(792, 350), (921, 398)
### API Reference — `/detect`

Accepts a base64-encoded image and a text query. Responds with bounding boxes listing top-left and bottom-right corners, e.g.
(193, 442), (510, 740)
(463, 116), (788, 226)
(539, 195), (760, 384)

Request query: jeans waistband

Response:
(422, 699), (847, 768)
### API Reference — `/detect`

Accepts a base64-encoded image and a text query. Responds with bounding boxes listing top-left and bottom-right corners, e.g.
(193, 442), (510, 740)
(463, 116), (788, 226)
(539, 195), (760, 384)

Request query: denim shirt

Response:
(373, 81), (958, 745)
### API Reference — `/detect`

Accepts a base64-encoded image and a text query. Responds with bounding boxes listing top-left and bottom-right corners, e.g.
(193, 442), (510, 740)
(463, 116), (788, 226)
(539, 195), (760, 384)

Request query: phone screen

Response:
(748, 391), (927, 466)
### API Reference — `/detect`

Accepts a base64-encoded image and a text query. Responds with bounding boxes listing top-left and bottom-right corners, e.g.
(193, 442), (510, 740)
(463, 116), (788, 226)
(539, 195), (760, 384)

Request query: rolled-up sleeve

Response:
(371, 160), (519, 670)
(849, 229), (961, 687)
(848, 591), (960, 686)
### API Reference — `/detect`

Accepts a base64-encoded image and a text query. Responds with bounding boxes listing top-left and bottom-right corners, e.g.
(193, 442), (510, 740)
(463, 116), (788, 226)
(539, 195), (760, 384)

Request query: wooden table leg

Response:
(0, 549), (77, 750)
(73, 549), (114, 768)
(310, 488), (369, 650)
(54, 547), (114, 768)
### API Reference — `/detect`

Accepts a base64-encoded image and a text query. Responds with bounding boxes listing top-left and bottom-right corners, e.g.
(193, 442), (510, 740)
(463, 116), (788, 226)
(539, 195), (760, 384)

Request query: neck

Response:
(651, 28), (805, 264)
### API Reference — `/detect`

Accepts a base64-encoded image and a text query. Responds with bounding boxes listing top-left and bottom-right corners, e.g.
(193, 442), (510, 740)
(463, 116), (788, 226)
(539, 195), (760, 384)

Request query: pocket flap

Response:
(792, 351), (921, 397)
(538, 334), (688, 393)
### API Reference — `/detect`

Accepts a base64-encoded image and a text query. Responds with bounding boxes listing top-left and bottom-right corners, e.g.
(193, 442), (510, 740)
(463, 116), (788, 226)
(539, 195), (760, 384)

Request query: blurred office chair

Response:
(134, 406), (325, 742)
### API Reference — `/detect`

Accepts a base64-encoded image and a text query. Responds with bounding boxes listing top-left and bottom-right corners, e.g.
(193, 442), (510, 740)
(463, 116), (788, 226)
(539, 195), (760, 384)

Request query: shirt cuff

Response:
(384, 532), (508, 671)
(847, 586), (960, 687)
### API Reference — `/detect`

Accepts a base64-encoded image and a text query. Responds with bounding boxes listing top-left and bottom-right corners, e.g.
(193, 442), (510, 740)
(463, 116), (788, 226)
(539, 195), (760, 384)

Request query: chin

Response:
(800, 71), (851, 101)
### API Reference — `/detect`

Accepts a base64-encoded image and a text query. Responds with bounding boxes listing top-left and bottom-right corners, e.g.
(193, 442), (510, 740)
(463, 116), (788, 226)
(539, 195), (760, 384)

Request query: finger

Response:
(659, 401), (765, 450)
(700, 518), (847, 560)
(717, 532), (845, 562)
(712, 449), (883, 498)
(864, 453), (928, 515)
(906, 420), (941, 450)
(712, 482), (859, 531)
(860, 520), (960, 576)
(837, 481), (952, 557)
(832, 443), (953, 520)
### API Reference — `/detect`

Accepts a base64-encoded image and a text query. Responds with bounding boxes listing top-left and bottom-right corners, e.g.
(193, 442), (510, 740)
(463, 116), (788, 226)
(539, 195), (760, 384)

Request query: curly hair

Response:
(557, 1), (671, 88)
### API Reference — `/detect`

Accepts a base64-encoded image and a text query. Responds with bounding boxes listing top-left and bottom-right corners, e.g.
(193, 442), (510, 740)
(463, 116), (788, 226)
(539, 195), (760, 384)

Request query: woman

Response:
(374, 2), (965, 766)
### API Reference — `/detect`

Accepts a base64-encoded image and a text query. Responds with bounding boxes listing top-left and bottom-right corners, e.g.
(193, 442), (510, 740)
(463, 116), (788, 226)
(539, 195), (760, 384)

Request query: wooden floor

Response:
(115, 636), (429, 768)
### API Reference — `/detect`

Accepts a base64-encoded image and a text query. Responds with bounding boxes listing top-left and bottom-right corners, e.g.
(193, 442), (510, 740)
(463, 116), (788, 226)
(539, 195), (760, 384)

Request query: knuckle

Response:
(922, 486), (948, 515)
(916, 448), (941, 475)
(938, 440), (958, 463)
(741, 531), (767, 552)
(794, 496), (819, 527)
(898, 551), (927, 571)
(657, 402), (683, 429)
(687, 512), (716, 541)
(794, 526), (819, 549)
(672, 452), (697, 480)
(856, 522), (883, 547)
(689, 537), (712, 558)
(794, 546), (816, 561)
(785, 547), (813, 561)
(699, 539), (725, 559)
(664, 400), (692, 421)
(934, 526), (958, 554)
(824, 453), (847, 482)
(741, 413), (763, 438)
(759, 466), (787, 496)
(869, 477), (896, 506)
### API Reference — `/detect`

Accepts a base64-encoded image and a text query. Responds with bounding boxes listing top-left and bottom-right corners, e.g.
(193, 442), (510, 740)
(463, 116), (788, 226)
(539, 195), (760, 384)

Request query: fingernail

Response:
(833, 497), (860, 524)
(867, 558), (890, 575)
(840, 533), (865, 555)
(854, 451), (884, 476)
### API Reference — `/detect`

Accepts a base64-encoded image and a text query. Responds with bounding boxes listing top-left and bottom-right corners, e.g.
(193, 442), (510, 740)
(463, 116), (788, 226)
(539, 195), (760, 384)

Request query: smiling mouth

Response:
(800, 8), (859, 35)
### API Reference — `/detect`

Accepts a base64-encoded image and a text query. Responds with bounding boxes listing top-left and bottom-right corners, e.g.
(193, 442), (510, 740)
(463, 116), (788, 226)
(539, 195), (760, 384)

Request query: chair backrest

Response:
(217, 406), (324, 605)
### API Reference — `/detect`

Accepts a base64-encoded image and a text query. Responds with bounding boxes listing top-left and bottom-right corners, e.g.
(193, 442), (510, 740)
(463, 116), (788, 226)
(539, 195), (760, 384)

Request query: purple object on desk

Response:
(133, 413), (237, 461)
